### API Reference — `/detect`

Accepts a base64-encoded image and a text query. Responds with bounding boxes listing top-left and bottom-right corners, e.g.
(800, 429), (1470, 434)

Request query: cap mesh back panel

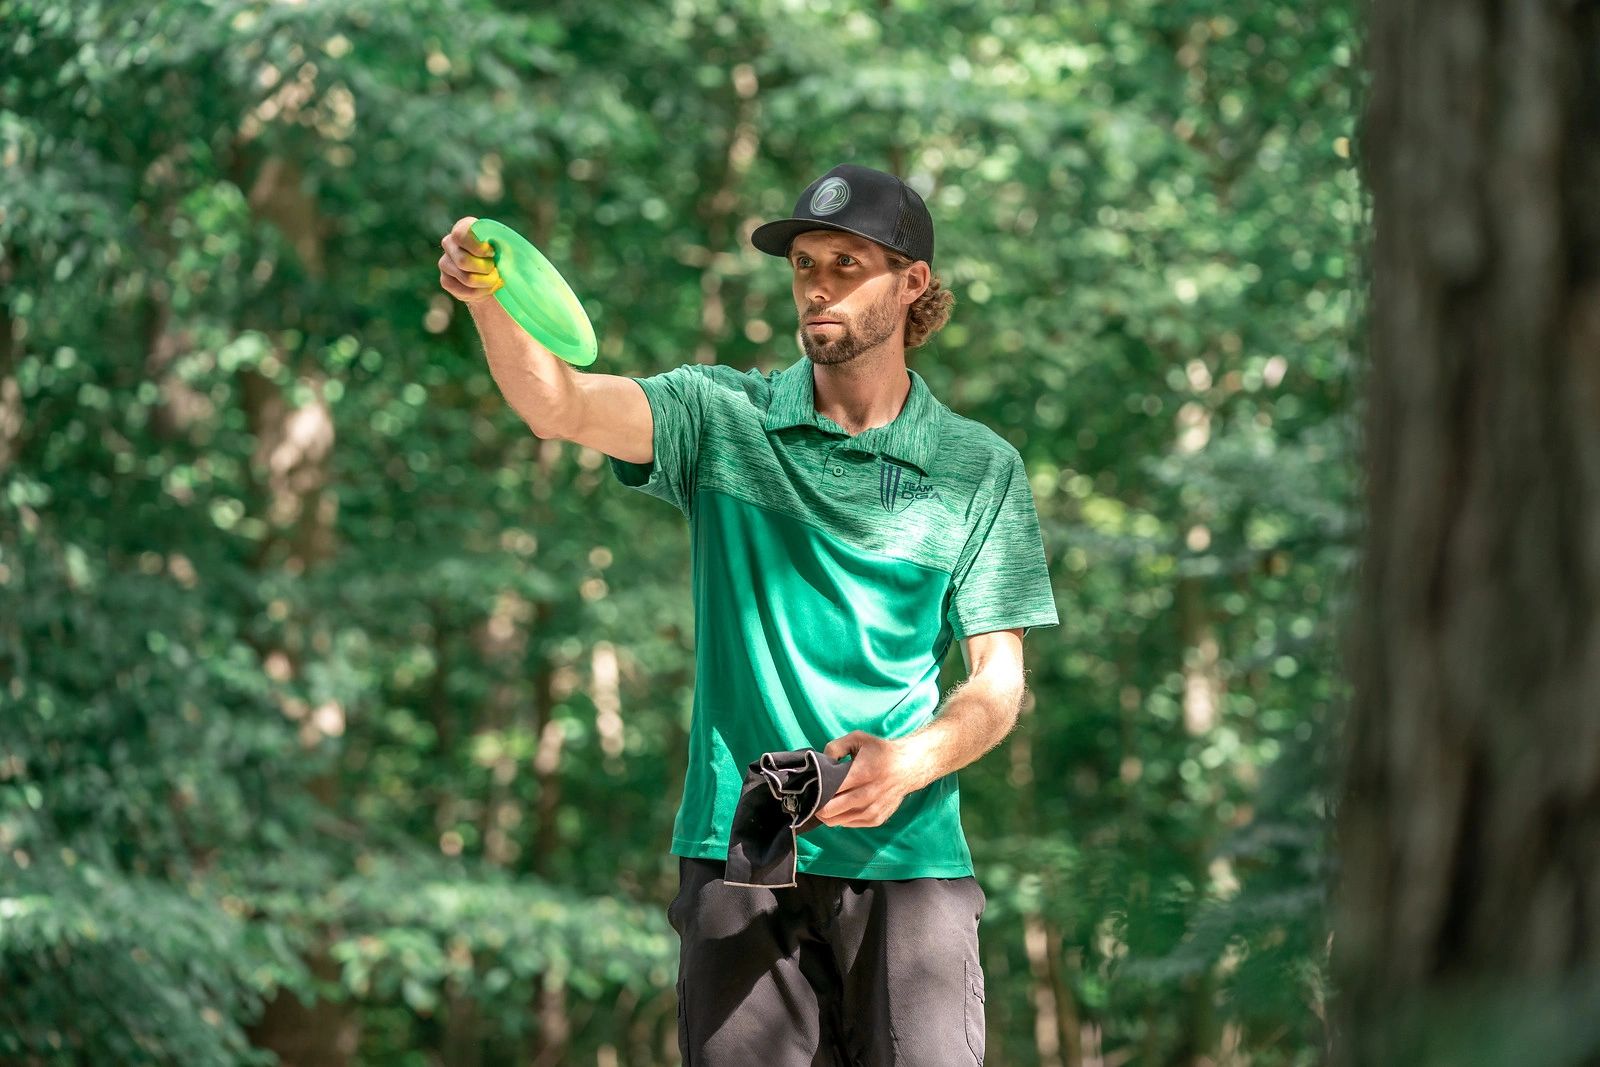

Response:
(895, 186), (935, 263)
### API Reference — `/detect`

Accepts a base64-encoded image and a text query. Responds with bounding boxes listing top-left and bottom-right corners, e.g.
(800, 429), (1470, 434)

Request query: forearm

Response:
(468, 297), (579, 438)
(899, 671), (1026, 791)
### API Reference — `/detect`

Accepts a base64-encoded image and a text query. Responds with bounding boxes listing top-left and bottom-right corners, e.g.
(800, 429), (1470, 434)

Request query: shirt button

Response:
(831, 464), (845, 476)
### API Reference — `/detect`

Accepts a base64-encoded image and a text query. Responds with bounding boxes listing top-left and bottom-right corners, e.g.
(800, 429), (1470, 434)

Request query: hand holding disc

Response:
(468, 218), (598, 367)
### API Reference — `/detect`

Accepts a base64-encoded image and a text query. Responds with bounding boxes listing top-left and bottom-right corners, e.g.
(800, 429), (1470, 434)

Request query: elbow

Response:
(998, 703), (1023, 742)
(995, 680), (1027, 737)
(518, 388), (580, 442)
(525, 417), (566, 441)
(518, 414), (561, 441)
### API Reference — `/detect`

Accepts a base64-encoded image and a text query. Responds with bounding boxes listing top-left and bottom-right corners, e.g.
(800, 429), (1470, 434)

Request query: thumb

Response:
(824, 732), (864, 761)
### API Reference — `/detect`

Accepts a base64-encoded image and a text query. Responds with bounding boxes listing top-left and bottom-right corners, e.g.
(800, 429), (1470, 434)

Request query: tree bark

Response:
(529, 598), (563, 879)
(1025, 909), (1066, 1067)
(693, 58), (762, 365)
(1333, 1), (1600, 1063)
(243, 944), (361, 1067)
(0, 251), (20, 472)
(232, 149), (360, 1066)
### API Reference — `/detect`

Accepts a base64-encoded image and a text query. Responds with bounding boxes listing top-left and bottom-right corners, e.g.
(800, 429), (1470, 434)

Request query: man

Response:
(438, 162), (1058, 1066)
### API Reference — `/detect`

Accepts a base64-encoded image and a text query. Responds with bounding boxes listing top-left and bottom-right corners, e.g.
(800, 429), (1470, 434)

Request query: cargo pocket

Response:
(964, 957), (986, 1064)
(667, 858), (689, 936)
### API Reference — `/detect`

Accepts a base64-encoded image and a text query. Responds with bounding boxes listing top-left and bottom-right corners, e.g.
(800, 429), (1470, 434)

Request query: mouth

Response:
(805, 318), (841, 327)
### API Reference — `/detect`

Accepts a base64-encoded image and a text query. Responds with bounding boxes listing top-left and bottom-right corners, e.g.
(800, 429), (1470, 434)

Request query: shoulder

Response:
(642, 361), (772, 407)
(941, 409), (1019, 458)
(936, 410), (1026, 484)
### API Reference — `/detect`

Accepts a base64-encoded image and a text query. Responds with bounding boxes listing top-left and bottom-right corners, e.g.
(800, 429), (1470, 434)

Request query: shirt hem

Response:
(671, 838), (974, 880)
(951, 612), (1061, 640)
(798, 857), (976, 879)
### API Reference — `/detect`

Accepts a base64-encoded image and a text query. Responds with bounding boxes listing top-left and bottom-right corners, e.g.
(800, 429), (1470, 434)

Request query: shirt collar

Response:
(764, 356), (943, 476)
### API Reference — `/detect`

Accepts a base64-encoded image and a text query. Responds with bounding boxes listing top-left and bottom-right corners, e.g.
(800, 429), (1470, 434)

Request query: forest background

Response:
(0, 0), (1362, 1063)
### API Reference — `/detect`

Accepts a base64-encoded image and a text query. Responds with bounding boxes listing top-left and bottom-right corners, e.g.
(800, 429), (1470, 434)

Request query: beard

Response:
(800, 289), (902, 366)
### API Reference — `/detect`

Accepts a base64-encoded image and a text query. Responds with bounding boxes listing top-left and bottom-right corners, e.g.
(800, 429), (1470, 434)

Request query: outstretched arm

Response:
(439, 214), (654, 464)
(816, 628), (1028, 829)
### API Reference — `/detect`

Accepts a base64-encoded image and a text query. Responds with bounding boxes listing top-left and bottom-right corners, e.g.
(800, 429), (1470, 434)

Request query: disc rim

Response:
(469, 218), (598, 367)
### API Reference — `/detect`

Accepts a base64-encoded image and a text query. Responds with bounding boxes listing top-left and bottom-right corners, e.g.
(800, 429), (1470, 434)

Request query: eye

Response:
(794, 255), (812, 269)
(838, 254), (856, 266)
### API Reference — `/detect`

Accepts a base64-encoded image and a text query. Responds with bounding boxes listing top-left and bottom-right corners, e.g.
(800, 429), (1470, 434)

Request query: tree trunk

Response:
(0, 251), (20, 472)
(1174, 576), (1222, 1065)
(1025, 909), (1066, 1067)
(233, 150), (360, 1066)
(693, 57), (762, 365)
(244, 944), (362, 1067)
(1333, 2), (1600, 1064)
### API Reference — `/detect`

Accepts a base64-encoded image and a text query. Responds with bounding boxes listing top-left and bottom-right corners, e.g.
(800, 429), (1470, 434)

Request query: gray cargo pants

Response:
(667, 856), (988, 1066)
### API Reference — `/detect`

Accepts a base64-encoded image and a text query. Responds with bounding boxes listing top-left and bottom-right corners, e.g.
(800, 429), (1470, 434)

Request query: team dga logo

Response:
(879, 461), (939, 513)
(810, 177), (850, 216)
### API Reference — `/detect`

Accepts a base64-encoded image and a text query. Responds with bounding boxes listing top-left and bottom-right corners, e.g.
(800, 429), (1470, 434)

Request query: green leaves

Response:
(2, 0), (1358, 1060)
(0, 858), (283, 1066)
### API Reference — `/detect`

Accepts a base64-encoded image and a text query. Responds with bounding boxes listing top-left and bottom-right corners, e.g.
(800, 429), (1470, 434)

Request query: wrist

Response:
(896, 730), (944, 792)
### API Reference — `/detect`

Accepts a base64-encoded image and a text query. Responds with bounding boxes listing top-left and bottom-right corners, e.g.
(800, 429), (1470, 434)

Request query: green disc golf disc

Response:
(469, 218), (597, 367)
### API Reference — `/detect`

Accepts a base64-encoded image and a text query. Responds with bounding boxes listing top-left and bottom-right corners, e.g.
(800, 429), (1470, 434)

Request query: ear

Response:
(901, 260), (931, 305)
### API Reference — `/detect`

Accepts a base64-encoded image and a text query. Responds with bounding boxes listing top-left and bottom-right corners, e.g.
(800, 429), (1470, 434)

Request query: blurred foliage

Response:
(1, 0), (1362, 1062)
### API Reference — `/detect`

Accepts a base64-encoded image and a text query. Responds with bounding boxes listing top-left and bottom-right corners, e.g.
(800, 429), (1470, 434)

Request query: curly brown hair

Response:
(883, 249), (956, 349)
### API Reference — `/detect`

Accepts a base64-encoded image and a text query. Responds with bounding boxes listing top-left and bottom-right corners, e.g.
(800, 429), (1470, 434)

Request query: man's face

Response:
(788, 230), (904, 366)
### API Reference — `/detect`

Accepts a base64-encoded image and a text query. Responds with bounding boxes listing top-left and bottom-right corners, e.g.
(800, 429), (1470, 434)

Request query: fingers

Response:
(438, 253), (500, 303)
(815, 798), (850, 826)
(816, 794), (892, 829)
(449, 215), (495, 258)
(438, 265), (482, 303)
(816, 732), (904, 828)
(440, 231), (496, 276)
(817, 774), (888, 827)
(437, 249), (497, 287)
(438, 216), (500, 303)
(824, 730), (867, 761)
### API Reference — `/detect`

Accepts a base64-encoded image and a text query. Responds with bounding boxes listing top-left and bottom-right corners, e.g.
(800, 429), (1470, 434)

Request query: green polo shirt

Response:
(608, 355), (1058, 879)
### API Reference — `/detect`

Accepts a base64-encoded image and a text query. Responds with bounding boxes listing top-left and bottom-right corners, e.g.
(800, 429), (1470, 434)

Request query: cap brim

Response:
(751, 217), (911, 260)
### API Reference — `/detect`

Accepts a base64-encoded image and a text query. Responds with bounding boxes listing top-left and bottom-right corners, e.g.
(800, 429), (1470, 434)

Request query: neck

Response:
(810, 351), (911, 436)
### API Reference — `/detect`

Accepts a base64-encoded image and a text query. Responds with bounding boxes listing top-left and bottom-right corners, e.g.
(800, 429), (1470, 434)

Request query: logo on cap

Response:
(810, 177), (850, 217)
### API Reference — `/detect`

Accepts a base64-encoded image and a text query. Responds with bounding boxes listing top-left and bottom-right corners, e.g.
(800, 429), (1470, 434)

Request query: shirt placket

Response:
(821, 439), (850, 485)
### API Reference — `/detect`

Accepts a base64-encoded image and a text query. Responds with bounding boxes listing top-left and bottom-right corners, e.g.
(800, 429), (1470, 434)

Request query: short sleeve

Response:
(946, 451), (1060, 640)
(606, 363), (712, 517)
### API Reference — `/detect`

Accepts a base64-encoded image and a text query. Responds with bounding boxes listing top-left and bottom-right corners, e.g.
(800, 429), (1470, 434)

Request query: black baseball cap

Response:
(751, 163), (935, 266)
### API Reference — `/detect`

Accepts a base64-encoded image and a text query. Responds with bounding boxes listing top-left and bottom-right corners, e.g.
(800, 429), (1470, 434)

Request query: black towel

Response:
(723, 749), (852, 888)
